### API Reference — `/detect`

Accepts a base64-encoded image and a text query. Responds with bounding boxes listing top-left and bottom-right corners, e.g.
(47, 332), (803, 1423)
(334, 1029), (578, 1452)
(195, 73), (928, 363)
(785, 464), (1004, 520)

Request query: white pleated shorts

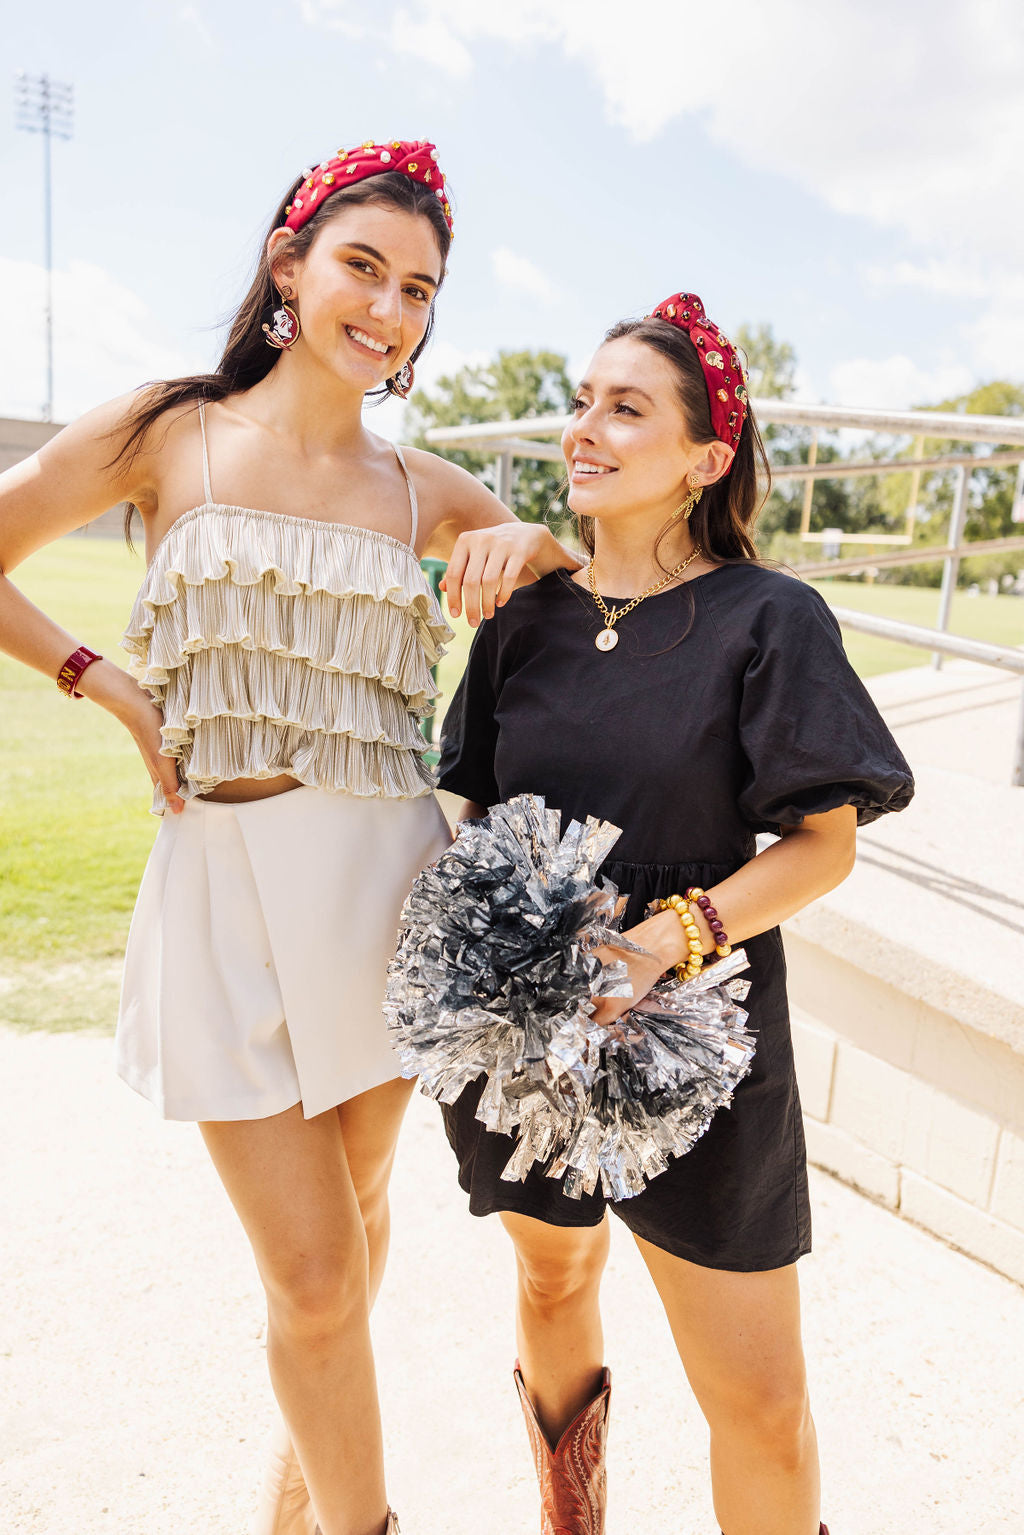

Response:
(116, 787), (451, 1121)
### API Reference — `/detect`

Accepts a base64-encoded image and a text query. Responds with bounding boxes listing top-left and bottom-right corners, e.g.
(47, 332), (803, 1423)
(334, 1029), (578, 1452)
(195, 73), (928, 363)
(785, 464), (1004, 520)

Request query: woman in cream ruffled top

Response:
(0, 140), (580, 1535)
(122, 404), (453, 813)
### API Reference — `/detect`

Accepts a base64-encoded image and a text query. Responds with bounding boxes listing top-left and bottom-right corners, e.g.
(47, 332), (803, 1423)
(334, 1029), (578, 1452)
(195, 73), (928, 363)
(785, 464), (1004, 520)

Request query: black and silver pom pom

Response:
(385, 794), (755, 1200)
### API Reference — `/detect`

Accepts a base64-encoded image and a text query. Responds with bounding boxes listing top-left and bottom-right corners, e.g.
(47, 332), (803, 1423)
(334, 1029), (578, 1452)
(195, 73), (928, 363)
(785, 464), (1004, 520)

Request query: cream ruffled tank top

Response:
(122, 403), (453, 814)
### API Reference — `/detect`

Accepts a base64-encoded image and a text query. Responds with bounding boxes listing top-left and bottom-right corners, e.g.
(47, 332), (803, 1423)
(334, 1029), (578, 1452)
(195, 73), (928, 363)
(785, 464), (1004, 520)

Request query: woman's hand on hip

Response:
(78, 660), (185, 814)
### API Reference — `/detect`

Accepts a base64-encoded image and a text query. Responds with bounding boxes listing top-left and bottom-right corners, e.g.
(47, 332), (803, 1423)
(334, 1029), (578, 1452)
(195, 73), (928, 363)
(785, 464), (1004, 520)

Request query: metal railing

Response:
(425, 401), (1024, 785)
(829, 607), (1024, 787)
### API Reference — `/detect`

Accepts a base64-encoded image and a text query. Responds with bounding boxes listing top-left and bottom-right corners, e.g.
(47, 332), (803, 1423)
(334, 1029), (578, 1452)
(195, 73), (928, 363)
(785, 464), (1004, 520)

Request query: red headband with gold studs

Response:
(648, 292), (748, 449)
(283, 138), (453, 236)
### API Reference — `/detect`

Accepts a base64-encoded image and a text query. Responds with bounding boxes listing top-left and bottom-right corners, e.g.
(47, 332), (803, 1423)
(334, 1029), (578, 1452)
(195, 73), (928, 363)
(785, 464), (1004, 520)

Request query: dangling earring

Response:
(387, 361), (415, 399)
(672, 472), (703, 521)
(261, 285), (301, 350)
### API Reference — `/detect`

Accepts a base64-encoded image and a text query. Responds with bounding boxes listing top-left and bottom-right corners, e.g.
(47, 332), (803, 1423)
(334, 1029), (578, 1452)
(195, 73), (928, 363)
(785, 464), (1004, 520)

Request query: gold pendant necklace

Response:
(587, 546), (703, 651)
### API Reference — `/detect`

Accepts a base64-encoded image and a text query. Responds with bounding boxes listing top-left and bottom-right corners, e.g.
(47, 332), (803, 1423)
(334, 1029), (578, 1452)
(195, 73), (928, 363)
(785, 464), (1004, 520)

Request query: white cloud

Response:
(299, 0), (559, 48)
(0, 258), (201, 423)
(294, 0), (366, 37)
(490, 248), (559, 304)
(388, 7), (474, 74)
(178, 4), (216, 52)
(785, 365), (823, 407)
(301, 1), (1023, 390)
(297, 0), (1022, 257)
(411, 337), (490, 393)
(864, 259), (989, 300)
(864, 259), (1024, 379)
(401, 0), (1023, 259)
(828, 355), (975, 412)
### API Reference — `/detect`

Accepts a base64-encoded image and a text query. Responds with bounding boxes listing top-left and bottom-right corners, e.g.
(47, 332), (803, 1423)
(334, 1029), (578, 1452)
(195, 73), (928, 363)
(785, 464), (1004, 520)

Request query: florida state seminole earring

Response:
(387, 360), (415, 399)
(261, 285), (301, 350)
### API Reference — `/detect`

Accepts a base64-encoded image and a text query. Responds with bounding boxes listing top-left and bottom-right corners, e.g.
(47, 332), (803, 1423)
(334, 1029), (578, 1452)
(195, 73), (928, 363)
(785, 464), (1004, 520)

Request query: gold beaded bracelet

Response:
(658, 894), (705, 981)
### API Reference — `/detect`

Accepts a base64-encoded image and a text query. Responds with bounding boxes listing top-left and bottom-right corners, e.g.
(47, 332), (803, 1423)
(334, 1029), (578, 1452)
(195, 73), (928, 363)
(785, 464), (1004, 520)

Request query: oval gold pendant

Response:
(595, 628), (619, 652)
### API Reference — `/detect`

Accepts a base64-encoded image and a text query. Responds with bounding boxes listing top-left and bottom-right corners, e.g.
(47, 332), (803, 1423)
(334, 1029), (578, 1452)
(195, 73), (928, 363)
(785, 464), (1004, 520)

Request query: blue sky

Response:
(3, 0), (1021, 431)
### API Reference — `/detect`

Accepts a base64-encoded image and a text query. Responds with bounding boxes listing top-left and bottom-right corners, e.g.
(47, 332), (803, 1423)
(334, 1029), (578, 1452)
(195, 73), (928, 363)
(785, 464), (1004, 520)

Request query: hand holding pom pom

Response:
(385, 794), (756, 1201)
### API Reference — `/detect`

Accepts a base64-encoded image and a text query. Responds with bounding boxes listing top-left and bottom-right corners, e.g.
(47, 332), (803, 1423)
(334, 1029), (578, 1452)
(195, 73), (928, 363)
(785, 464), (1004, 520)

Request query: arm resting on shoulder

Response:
(406, 449), (580, 626)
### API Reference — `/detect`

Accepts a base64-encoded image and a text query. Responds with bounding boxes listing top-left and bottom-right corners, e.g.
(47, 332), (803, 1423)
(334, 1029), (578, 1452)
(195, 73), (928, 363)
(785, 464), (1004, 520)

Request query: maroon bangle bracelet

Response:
(686, 886), (732, 957)
(57, 645), (103, 699)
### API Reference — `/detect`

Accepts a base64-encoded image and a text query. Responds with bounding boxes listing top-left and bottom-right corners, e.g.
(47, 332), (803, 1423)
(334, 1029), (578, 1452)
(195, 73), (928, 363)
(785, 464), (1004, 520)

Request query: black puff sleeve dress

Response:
(436, 564), (913, 1271)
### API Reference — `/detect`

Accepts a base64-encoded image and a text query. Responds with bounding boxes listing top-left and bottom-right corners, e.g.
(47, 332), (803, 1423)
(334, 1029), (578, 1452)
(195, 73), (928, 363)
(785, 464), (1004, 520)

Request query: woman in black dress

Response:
(437, 293), (913, 1535)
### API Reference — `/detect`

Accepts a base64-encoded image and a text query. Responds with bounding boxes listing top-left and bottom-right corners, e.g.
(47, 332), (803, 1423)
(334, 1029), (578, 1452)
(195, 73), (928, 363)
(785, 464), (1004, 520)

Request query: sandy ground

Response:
(2, 1025), (1022, 1535)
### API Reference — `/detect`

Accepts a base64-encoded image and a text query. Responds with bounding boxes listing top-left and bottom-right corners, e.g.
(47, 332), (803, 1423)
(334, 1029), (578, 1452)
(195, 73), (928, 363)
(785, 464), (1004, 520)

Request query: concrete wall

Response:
(0, 415), (124, 535)
(0, 415), (62, 474)
(783, 680), (1024, 1287)
(788, 941), (1024, 1285)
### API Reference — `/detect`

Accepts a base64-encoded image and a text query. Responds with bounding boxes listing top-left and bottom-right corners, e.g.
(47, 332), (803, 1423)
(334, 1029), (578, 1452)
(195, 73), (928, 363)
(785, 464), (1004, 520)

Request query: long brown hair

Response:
(114, 171), (452, 540)
(572, 316), (771, 564)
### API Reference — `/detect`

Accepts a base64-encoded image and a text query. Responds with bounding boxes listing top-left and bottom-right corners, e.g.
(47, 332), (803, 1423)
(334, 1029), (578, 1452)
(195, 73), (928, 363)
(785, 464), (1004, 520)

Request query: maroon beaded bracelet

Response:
(57, 645), (103, 698)
(686, 886), (732, 957)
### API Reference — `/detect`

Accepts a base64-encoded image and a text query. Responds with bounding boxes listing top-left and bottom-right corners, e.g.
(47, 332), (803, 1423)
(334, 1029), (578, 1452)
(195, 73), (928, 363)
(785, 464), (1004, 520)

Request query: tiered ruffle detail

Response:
(121, 506), (454, 812)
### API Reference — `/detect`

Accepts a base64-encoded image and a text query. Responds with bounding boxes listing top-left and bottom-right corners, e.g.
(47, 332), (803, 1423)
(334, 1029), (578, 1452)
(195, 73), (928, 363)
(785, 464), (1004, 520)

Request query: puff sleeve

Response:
(735, 580), (914, 832)
(437, 620), (501, 808)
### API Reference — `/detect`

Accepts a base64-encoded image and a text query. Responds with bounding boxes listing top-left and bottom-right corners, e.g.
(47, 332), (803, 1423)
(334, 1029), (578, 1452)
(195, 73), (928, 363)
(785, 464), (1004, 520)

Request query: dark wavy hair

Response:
(114, 171), (452, 540)
(572, 316), (770, 566)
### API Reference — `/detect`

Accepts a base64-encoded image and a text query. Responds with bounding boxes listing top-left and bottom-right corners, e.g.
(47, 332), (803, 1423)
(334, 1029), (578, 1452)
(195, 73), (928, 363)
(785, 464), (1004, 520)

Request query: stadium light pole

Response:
(14, 71), (74, 422)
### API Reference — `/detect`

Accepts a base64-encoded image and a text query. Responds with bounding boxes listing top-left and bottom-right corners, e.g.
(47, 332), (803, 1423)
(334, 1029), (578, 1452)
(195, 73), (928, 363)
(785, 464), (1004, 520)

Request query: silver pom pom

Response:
(385, 795), (756, 1200)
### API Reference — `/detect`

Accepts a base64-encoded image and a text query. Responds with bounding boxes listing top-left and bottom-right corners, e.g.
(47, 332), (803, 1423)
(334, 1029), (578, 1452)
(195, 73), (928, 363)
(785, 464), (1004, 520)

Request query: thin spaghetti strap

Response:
(392, 444), (418, 551)
(197, 401), (214, 506)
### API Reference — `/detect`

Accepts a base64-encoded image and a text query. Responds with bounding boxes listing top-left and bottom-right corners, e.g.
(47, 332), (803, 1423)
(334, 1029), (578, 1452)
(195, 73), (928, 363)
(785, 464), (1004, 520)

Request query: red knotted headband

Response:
(283, 138), (453, 236)
(648, 292), (748, 449)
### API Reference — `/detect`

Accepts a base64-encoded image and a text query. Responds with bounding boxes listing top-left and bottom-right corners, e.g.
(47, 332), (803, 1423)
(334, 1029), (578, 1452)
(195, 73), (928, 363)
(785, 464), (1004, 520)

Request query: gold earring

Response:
(672, 472), (703, 521)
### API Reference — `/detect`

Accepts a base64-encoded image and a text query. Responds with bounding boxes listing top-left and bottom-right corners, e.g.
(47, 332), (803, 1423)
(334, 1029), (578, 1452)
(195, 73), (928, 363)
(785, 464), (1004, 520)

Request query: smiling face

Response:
(562, 335), (733, 531)
(268, 201), (444, 392)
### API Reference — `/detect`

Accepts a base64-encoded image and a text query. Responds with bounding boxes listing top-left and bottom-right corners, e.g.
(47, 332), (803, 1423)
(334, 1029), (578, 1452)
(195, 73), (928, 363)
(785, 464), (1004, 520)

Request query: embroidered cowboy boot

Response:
(514, 1361), (611, 1535)
(251, 1421), (316, 1535)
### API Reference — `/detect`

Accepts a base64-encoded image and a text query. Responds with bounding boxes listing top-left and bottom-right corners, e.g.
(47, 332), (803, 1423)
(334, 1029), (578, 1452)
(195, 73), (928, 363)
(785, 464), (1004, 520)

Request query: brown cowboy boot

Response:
(251, 1421), (316, 1535)
(514, 1361), (611, 1535)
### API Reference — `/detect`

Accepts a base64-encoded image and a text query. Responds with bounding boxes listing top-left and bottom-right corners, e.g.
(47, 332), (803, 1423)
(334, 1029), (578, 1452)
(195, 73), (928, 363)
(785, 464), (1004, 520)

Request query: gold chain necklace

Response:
(587, 546), (704, 651)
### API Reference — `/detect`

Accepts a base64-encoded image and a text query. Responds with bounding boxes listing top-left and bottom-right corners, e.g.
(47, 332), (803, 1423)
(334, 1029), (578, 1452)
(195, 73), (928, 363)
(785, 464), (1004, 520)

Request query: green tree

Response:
(735, 324), (860, 558)
(406, 349), (575, 525)
(881, 379), (1024, 587)
(733, 323), (796, 403)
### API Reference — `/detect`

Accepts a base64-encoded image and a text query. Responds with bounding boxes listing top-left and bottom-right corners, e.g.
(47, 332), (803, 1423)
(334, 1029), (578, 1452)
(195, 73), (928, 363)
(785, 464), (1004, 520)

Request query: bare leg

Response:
(636, 1237), (820, 1535)
(252, 1078), (415, 1534)
(337, 1076), (415, 1305)
(201, 1101), (393, 1535)
(500, 1211), (610, 1443)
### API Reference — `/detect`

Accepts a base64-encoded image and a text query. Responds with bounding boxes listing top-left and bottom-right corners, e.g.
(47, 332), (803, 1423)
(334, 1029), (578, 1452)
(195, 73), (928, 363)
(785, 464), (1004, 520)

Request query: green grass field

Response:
(2, 540), (1021, 1032)
(808, 578), (1024, 677)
